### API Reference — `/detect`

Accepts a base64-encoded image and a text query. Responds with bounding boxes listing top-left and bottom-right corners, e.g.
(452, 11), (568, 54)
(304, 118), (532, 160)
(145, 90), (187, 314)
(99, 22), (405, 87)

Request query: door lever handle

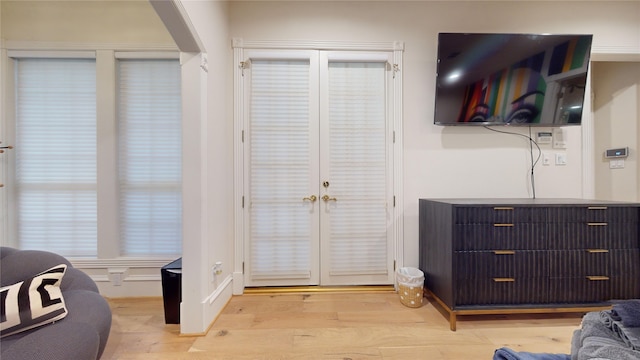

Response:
(303, 195), (317, 202)
(322, 195), (337, 202)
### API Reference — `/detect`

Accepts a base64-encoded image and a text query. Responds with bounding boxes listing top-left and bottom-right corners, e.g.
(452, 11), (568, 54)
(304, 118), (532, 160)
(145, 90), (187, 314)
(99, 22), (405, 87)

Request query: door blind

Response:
(15, 58), (97, 256)
(117, 59), (182, 256)
(249, 60), (313, 279)
(326, 62), (388, 275)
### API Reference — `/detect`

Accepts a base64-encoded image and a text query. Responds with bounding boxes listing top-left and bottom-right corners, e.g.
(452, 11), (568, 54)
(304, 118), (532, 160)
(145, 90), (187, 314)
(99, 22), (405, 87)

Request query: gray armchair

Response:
(0, 247), (112, 360)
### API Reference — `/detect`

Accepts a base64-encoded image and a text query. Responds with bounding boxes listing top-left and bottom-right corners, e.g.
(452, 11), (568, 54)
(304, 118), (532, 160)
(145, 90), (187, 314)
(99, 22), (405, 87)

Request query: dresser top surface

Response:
(421, 198), (640, 207)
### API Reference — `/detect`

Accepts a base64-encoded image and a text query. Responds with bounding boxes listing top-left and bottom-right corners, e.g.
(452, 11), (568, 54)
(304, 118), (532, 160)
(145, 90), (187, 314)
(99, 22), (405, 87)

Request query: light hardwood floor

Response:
(102, 290), (584, 360)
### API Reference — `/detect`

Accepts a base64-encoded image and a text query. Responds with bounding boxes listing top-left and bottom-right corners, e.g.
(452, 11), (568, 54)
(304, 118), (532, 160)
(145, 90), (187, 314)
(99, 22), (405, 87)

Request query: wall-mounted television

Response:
(434, 33), (593, 126)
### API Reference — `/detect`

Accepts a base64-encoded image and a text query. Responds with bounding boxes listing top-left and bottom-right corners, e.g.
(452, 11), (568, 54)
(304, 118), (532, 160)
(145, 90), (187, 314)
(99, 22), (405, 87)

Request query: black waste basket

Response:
(161, 257), (182, 324)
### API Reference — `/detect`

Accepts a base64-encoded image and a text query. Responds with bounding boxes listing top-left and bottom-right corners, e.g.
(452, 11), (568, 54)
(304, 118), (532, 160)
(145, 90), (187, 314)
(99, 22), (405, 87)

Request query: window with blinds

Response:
(249, 59), (314, 280)
(325, 61), (388, 276)
(15, 58), (98, 256)
(117, 59), (182, 256)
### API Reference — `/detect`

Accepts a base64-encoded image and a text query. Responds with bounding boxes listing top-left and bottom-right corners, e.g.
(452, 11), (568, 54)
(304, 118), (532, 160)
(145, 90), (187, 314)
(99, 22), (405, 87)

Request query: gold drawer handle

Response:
(588, 206), (608, 210)
(494, 223), (514, 227)
(493, 278), (515, 282)
(587, 222), (608, 226)
(587, 276), (610, 281)
(493, 250), (516, 255)
(587, 249), (609, 253)
(493, 207), (514, 211)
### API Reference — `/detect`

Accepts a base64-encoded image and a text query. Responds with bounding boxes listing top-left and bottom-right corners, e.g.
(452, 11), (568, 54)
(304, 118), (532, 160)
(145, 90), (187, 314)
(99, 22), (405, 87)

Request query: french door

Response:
(243, 49), (395, 287)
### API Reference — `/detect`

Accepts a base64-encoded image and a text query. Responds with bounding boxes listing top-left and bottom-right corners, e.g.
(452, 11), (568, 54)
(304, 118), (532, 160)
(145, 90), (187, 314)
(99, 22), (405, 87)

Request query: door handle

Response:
(303, 195), (317, 202)
(322, 195), (337, 202)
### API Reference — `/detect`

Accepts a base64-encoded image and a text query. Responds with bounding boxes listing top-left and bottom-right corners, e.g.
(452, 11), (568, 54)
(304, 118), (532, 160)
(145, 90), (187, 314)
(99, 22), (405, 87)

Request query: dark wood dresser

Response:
(418, 198), (640, 330)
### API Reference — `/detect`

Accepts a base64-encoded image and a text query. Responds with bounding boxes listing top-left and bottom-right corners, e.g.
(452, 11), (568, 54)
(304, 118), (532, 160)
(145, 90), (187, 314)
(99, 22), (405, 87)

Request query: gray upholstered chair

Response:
(0, 247), (112, 360)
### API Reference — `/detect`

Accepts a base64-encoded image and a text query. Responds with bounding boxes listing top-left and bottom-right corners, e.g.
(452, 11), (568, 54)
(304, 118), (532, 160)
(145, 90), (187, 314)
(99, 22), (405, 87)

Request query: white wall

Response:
(592, 62), (640, 202)
(171, 0), (234, 336)
(228, 0), (640, 268)
(1, 0), (173, 45)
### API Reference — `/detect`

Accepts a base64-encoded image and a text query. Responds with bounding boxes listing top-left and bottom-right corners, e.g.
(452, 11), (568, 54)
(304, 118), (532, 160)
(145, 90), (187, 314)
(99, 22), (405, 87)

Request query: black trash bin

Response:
(161, 257), (182, 324)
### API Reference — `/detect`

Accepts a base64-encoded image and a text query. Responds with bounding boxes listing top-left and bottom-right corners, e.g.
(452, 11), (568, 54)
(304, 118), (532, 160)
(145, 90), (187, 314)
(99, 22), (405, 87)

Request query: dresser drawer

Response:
(456, 277), (548, 305)
(549, 277), (611, 303)
(454, 206), (547, 224)
(548, 222), (638, 249)
(549, 249), (640, 277)
(456, 250), (548, 279)
(547, 206), (639, 223)
(454, 224), (547, 251)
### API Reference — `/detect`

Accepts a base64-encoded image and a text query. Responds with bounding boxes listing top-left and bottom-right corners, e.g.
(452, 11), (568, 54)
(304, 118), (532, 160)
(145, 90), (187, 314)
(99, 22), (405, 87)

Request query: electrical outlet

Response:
(542, 153), (551, 166)
(212, 262), (223, 279)
(555, 153), (567, 166)
(108, 267), (128, 286)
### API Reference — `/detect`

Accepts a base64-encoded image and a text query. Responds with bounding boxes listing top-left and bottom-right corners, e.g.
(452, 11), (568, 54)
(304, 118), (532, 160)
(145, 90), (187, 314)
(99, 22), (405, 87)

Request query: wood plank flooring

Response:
(102, 291), (585, 359)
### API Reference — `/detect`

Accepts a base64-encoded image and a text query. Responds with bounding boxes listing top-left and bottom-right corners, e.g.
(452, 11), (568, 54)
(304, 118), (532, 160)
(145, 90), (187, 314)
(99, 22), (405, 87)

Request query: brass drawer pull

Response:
(587, 222), (608, 226)
(493, 250), (516, 255)
(493, 278), (515, 282)
(493, 207), (514, 211)
(494, 223), (514, 227)
(588, 206), (608, 210)
(586, 249), (609, 253)
(586, 276), (610, 281)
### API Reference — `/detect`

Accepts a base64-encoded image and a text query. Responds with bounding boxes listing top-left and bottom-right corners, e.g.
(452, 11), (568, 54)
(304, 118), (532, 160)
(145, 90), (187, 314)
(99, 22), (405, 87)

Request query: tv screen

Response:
(434, 33), (593, 126)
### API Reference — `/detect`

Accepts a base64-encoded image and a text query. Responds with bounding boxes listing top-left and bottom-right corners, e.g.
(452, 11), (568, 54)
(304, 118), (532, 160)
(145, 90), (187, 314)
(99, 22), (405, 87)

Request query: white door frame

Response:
(232, 39), (404, 294)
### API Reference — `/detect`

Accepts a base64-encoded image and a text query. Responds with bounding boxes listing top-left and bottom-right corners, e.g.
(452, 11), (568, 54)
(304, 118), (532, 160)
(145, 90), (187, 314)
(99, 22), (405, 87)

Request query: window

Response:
(117, 59), (182, 256)
(9, 54), (181, 258)
(14, 58), (98, 256)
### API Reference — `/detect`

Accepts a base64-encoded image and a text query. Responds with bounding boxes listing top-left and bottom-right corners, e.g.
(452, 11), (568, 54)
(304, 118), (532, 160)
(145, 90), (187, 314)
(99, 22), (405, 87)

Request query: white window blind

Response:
(249, 60), (313, 279)
(326, 62), (388, 275)
(15, 58), (98, 257)
(117, 59), (182, 256)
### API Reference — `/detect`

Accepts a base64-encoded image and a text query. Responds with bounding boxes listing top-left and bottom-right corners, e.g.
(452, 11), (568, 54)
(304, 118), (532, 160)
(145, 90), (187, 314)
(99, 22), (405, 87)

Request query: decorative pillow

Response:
(1, 264), (68, 338)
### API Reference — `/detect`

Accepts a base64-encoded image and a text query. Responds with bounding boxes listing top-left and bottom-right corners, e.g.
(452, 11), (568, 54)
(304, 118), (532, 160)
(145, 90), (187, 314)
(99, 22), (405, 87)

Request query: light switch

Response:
(555, 153), (567, 165)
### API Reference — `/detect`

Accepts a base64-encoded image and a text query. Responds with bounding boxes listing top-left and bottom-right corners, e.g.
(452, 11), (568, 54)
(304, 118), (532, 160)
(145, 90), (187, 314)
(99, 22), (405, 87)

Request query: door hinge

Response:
(242, 196), (245, 208)
(242, 262), (245, 274)
(242, 130), (245, 143)
(393, 131), (395, 144)
(393, 260), (396, 271)
(393, 196), (396, 207)
(240, 61), (249, 76)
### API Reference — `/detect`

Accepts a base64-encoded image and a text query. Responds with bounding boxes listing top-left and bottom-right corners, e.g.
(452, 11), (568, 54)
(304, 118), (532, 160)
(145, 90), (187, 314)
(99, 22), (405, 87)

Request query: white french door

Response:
(243, 49), (395, 287)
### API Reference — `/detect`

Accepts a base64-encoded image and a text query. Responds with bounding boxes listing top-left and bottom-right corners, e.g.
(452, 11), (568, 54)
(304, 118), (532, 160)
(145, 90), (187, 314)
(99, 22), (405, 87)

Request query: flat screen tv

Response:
(434, 33), (593, 126)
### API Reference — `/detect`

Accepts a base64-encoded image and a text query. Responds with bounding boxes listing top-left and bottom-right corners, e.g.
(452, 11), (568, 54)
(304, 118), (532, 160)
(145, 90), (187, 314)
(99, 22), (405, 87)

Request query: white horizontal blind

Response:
(117, 59), (182, 256)
(249, 60), (313, 279)
(326, 62), (388, 275)
(15, 58), (97, 257)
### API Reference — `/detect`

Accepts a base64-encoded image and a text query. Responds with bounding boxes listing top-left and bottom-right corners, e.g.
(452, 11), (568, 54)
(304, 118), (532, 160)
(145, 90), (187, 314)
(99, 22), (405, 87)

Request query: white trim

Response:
(7, 50), (95, 59)
(114, 51), (180, 59)
(233, 45), (245, 294)
(393, 48), (404, 270)
(70, 258), (177, 269)
(5, 40), (177, 52)
(204, 275), (233, 305)
(233, 38), (405, 52)
(591, 45), (640, 61)
(326, 52), (391, 62)
(91, 274), (161, 283)
(242, 49), (317, 61)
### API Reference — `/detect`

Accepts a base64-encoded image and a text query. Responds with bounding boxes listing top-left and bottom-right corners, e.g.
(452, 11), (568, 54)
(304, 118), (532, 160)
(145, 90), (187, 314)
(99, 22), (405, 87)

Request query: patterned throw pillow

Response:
(0, 264), (68, 338)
